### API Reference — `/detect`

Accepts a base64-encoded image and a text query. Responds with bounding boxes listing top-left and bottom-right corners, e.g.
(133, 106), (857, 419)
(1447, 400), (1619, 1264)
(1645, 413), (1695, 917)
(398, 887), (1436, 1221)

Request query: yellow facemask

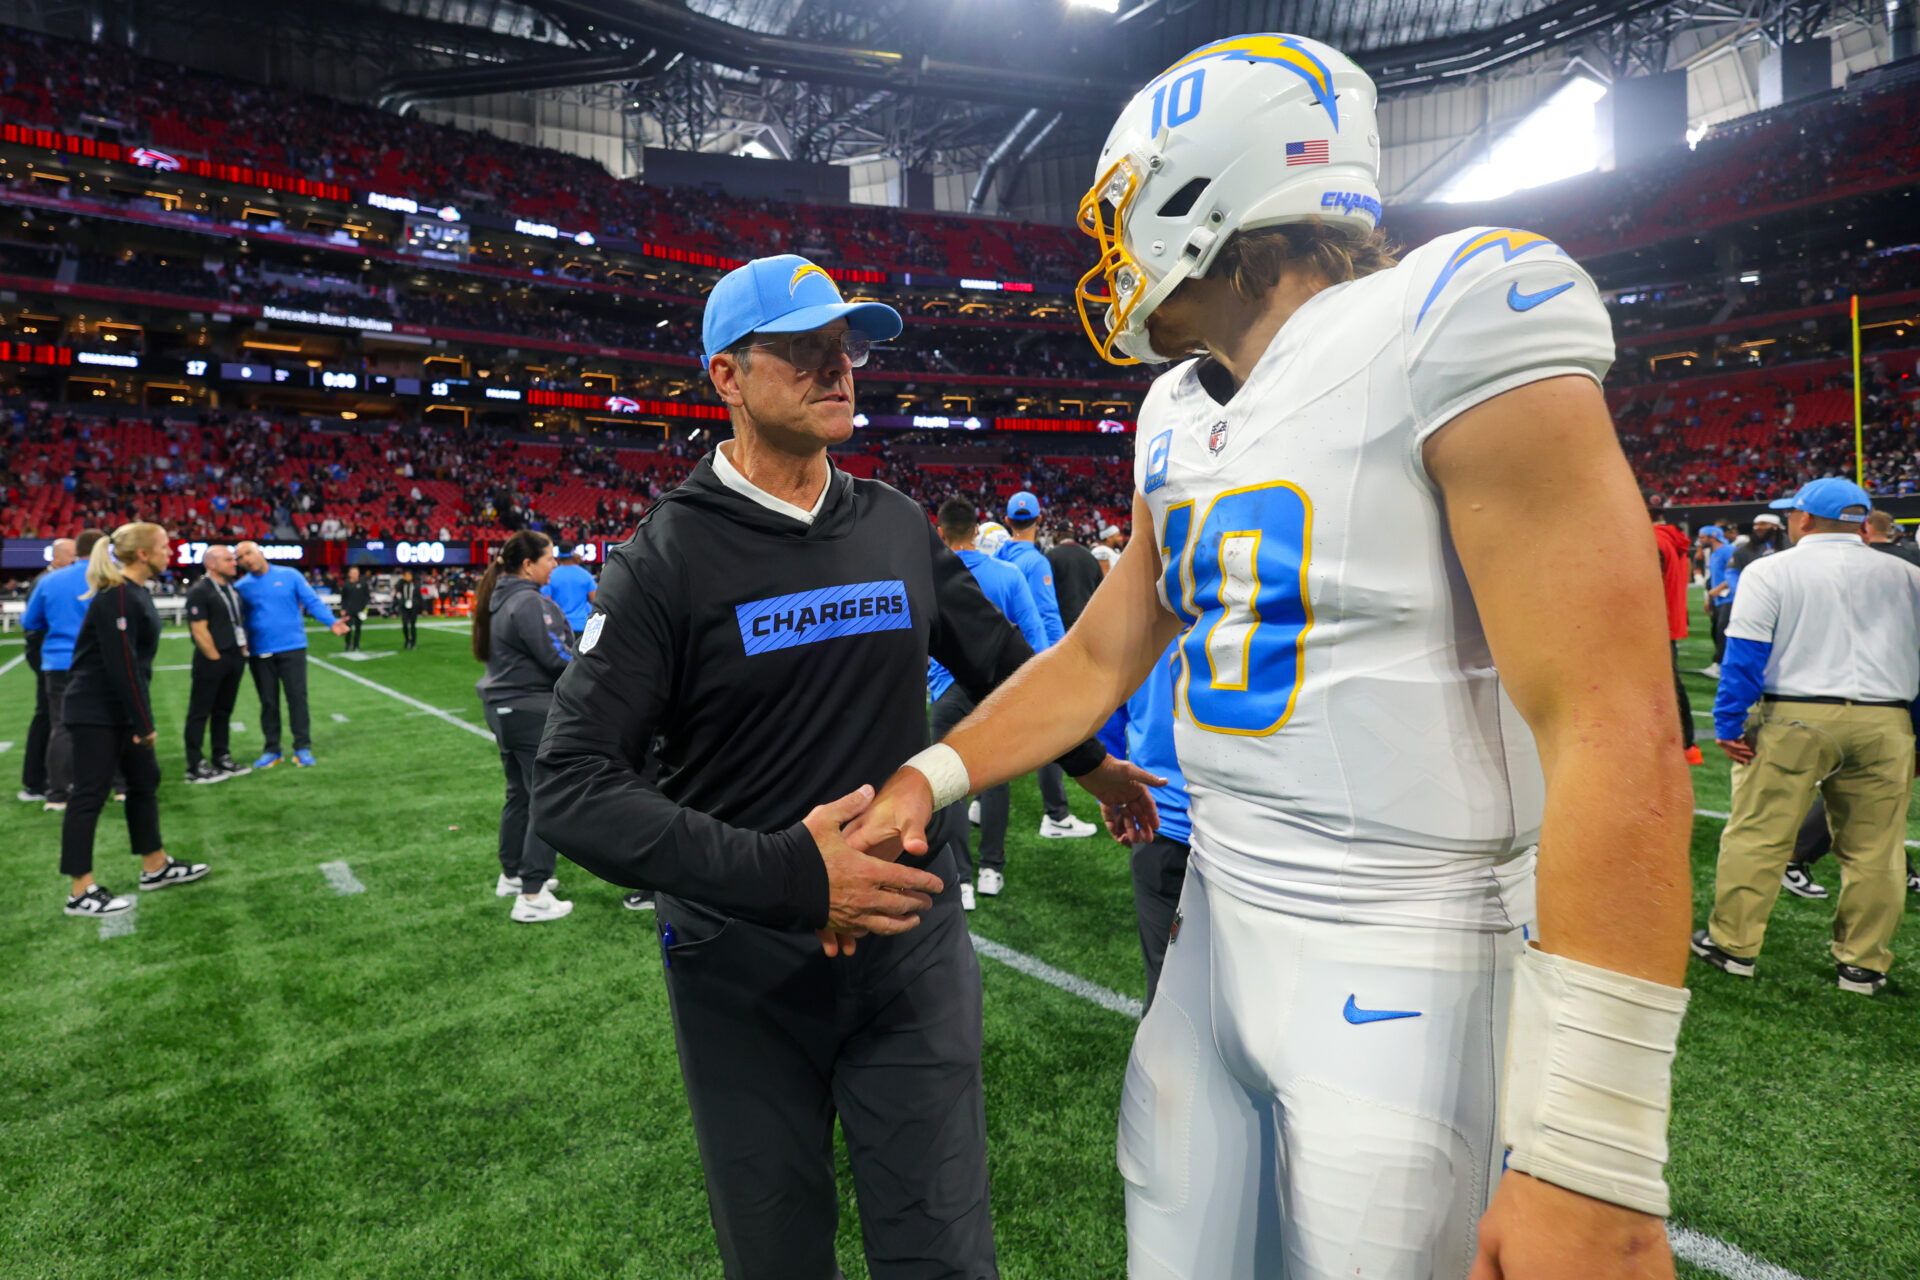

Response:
(1075, 155), (1148, 367)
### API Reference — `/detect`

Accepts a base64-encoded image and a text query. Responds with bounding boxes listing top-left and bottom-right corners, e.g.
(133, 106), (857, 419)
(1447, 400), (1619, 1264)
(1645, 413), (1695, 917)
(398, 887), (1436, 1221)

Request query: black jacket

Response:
(63, 580), (161, 733)
(476, 574), (574, 710)
(535, 453), (1101, 931)
(184, 574), (245, 654)
(341, 580), (372, 616)
(1047, 541), (1103, 631)
(395, 580), (422, 614)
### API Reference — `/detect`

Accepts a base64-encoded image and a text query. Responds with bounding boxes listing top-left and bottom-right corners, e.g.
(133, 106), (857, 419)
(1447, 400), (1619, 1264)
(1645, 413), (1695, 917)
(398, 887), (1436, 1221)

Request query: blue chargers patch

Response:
(1145, 429), (1174, 494)
(735, 579), (912, 656)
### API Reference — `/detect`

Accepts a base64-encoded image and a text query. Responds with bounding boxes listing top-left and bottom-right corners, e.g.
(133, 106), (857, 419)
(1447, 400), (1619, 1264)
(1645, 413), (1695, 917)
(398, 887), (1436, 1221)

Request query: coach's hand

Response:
(1075, 755), (1165, 845)
(843, 768), (937, 864)
(329, 620), (350, 637)
(1715, 736), (1754, 765)
(1470, 1172), (1672, 1280)
(806, 785), (942, 958)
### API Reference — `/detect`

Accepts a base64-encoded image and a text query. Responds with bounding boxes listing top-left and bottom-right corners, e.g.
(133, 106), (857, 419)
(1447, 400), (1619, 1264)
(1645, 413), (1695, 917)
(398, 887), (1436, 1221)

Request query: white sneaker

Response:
(496, 873), (560, 898)
(967, 799), (981, 826)
(1702, 663), (1721, 679)
(976, 868), (1004, 897)
(1038, 815), (1098, 839)
(960, 882), (977, 911)
(510, 888), (574, 923)
(17, 789), (45, 803)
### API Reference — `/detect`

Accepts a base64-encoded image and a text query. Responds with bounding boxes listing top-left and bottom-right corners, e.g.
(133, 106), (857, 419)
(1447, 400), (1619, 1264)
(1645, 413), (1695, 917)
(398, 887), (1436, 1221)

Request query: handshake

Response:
(801, 753), (1166, 957)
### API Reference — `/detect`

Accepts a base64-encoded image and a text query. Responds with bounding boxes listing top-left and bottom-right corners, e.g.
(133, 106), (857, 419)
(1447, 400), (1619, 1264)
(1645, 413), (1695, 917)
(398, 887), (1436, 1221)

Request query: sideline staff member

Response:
(183, 545), (251, 784)
(18, 536), (75, 803)
(234, 541), (349, 769)
(534, 254), (1149, 1280)
(1695, 478), (1920, 995)
(339, 566), (371, 651)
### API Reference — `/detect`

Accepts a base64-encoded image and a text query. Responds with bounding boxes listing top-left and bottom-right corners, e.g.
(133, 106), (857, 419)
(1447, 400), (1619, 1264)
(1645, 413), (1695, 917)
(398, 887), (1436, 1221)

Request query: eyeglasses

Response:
(738, 329), (874, 372)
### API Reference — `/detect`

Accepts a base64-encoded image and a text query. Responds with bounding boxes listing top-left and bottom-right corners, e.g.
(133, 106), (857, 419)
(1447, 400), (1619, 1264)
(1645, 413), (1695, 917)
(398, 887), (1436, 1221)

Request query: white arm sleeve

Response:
(1405, 227), (1616, 458)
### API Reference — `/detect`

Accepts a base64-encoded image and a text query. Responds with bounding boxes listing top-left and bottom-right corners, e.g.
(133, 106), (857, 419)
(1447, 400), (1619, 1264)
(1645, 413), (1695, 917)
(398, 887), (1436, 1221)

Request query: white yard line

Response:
(307, 657), (493, 742)
(0, 653), (24, 678)
(330, 713), (350, 724)
(0, 741), (12, 754)
(99, 900), (138, 939)
(336, 657), (1820, 1280)
(318, 861), (366, 895)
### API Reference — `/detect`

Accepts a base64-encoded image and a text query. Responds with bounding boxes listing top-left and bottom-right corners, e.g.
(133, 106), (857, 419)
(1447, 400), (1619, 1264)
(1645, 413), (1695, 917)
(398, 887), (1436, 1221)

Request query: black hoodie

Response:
(534, 452), (1102, 932)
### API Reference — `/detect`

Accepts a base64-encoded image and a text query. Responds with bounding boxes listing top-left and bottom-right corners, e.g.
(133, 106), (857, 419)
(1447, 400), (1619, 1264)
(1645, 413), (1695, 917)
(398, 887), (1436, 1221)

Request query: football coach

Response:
(533, 254), (1156, 1280)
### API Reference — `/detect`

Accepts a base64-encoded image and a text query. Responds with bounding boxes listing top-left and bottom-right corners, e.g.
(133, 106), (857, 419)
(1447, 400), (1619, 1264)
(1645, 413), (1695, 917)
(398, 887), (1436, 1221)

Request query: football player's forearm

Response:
(943, 631), (1126, 789)
(1532, 706), (1692, 987)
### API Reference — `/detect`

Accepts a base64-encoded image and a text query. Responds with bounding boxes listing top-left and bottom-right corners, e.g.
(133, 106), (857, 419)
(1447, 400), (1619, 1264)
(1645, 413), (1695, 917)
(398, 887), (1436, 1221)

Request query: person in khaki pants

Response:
(1694, 477), (1920, 995)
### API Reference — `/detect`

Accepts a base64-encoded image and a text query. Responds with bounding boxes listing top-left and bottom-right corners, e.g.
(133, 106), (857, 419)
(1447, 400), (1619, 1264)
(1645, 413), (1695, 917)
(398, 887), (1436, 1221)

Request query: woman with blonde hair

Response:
(60, 522), (209, 917)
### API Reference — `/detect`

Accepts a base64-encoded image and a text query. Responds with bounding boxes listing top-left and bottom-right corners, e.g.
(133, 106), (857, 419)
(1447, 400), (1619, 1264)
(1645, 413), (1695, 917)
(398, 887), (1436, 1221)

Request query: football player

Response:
(843, 33), (1693, 1280)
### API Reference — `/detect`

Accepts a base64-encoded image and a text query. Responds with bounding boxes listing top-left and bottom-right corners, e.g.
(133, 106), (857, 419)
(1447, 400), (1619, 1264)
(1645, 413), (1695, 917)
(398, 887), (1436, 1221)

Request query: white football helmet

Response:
(977, 521), (1010, 555)
(1076, 34), (1382, 364)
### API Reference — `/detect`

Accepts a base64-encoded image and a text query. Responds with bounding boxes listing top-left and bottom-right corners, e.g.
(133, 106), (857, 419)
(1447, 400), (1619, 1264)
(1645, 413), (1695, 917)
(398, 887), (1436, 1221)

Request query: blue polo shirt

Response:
(929, 548), (1049, 701)
(541, 562), (598, 631)
(1104, 643), (1190, 846)
(1707, 542), (1735, 602)
(234, 565), (336, 654)
(20, 561), (91, 671)
(996, 538), (1065, 647)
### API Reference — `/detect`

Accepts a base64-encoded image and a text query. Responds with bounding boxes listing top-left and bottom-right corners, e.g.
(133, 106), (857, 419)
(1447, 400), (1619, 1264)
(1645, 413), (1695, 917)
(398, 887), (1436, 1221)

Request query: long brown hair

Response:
(472, 530), (553, 661)
(1211, 219), (1399, 302)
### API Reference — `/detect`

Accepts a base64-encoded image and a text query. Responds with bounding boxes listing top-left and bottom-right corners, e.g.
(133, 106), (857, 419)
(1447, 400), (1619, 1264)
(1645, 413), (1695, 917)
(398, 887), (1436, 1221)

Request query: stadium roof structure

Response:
(39, 0), (1903, 197)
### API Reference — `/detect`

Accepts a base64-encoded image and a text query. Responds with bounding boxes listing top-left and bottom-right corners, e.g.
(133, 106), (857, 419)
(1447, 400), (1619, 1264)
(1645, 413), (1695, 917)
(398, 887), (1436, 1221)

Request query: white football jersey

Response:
(1134, 227), (1615, 930)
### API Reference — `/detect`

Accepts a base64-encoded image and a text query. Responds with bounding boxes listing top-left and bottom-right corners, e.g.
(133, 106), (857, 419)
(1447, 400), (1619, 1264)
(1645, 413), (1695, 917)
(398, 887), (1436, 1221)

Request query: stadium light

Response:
(1069, 0), (1120, 10)
(1434, 75), (1609, 204)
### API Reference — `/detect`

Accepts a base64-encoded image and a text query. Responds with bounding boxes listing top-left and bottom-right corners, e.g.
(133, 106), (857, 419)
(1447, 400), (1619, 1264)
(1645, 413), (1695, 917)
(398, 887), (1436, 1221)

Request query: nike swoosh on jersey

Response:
(1343, 994), (1421, 1024)
(1506, 280), (1575, 312)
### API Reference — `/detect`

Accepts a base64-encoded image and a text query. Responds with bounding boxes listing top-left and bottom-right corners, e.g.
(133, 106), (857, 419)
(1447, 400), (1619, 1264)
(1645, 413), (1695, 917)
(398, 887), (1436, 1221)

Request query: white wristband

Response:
(902, 743), (971, 810)
(1501, 945), (1691, 1217)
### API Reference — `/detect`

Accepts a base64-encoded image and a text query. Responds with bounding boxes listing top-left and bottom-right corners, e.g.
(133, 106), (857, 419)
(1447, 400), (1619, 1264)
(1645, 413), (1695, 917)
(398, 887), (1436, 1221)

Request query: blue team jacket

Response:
(21, 561), (92, 671)
(928, 548), (1049, 701)
(234, 565), (337, 654)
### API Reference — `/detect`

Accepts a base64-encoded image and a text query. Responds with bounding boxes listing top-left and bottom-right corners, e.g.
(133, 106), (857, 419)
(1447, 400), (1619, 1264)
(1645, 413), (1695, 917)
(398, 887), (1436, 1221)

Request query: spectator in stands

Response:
(472, 529), (575, 923)
(17, 536), (75, 805)
(22, 527), (105, 812)
(233, 541), (348, 770)
(59, 522), (210, 918)
(1697, 479), (1920, 995)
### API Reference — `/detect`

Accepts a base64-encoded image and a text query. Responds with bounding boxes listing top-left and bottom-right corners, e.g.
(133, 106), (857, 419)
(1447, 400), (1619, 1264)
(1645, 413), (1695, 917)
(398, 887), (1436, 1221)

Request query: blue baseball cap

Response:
(1006, 491), (1041, 521)
(1768, 477), (1872, 522)
(1698, 525), (1725, 542)
(701, 254), (902, 369)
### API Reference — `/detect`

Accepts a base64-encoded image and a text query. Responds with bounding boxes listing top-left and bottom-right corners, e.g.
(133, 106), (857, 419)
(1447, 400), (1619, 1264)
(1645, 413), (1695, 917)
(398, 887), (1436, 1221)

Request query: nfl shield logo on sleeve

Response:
(578, 613), (606, 654)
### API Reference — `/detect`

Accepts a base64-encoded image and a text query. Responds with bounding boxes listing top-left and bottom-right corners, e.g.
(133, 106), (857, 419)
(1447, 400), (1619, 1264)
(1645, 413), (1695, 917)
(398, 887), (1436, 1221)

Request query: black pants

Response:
(483, 701), (557, 888)
(1037, 762), (1070, 823)
(1131, 837), (1192, 1008)
(930, 686), (1009, 878)
(43, 669), (74, 802)
(1710, 601), (1731, 664)
(1672, 642), (1695, 749)
(21, 661), (50, 795)
(400, 610), (419, 648)
(344, 613), (364, 651)
(658, 870), (994, 1280)
(250, 651), (312, 754)
(60, 723), (162, 878)
(185, 651), (246, 768)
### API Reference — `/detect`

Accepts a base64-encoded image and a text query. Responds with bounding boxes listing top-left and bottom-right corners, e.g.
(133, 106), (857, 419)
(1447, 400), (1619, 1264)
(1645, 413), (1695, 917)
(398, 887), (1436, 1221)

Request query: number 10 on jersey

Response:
(1160, 481), (1314, 736)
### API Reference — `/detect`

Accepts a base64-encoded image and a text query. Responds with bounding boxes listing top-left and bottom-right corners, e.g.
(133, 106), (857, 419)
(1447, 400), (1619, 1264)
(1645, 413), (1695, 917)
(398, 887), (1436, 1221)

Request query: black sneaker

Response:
(1781, 865), (1829, 900)
(138, 858), (210, 891)
(623, 891), (656, 912)
(1837, 963), (1887, 996)
(65, 884), (133, 916)
(1908, 869), (1920, 897)
(185, 760), (226, 786)
(214, 755), (251, 779)
(1690, 928), (1756, 977)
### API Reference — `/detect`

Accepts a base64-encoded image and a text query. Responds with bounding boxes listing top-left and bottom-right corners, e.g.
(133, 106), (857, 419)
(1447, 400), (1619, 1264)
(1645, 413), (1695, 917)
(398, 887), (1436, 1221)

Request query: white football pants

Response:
(1118, 864), (1527, 1279)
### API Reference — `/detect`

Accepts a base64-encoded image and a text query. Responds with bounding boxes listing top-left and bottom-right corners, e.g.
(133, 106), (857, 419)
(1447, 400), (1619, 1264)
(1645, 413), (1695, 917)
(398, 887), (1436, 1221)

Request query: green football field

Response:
(1, 614), (1914, 1280)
